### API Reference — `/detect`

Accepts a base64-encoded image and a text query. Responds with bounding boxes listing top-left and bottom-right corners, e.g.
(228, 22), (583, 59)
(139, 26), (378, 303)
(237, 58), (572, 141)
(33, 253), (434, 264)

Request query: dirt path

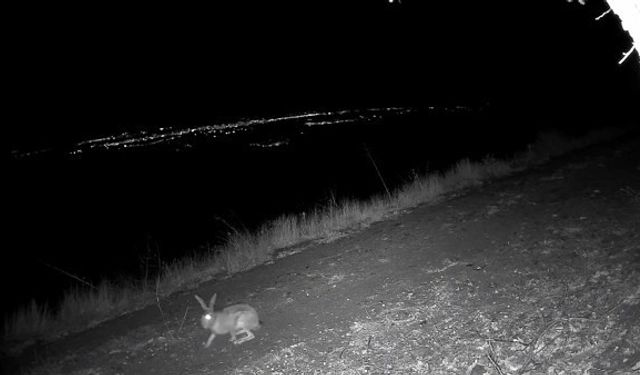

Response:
(9, 136), (640, 374)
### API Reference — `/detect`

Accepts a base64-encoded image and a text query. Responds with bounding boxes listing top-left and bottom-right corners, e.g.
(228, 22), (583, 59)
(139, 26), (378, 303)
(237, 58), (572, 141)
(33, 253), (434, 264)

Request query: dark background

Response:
(6, 0), (639, 151)
(3, 0), (639, 316)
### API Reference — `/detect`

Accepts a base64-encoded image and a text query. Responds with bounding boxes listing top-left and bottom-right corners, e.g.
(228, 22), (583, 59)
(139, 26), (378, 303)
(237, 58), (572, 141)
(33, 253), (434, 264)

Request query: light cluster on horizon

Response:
(11, 106), (472, 158)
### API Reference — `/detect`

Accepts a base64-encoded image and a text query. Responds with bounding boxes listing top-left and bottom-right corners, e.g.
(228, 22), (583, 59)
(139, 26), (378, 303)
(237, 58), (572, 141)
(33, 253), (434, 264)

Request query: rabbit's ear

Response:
(209, 293), (217, 310)
(195, 295), (209, 311)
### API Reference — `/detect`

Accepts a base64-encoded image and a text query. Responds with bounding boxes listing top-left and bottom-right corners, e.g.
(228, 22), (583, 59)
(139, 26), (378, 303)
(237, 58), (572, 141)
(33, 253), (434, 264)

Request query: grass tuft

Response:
(3, 300), (51, 343)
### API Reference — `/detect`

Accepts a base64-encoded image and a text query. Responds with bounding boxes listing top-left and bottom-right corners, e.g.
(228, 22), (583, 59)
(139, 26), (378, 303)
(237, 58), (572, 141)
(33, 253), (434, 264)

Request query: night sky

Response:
(6, 0), (639, 152)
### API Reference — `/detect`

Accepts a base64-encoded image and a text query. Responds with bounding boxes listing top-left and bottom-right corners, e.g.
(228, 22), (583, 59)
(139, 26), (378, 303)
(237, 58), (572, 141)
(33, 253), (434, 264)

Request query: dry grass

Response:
(1, 126), (629, 350)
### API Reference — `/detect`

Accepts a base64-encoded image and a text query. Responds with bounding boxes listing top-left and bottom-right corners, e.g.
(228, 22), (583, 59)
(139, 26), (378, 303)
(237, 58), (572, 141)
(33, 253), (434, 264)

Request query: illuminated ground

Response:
(12, 134), (640, 374)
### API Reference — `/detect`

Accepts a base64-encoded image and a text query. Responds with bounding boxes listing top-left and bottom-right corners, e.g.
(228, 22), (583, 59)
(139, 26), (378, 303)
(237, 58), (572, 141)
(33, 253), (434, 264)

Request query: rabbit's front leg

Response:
(205, 332), (216, 348)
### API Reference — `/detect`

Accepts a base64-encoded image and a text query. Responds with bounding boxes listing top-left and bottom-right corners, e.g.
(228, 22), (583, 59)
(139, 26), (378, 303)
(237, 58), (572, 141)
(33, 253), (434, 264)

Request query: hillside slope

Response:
(8, 135), (640, 374)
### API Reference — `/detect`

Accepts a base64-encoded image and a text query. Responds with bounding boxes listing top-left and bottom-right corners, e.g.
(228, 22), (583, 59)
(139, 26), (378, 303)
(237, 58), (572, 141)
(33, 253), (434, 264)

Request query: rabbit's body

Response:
(195, 294), (260, 347)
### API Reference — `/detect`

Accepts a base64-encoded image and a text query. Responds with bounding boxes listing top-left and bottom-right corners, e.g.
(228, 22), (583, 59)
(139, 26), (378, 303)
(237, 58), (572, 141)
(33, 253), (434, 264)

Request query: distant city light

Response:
(11, 106), (474, 158)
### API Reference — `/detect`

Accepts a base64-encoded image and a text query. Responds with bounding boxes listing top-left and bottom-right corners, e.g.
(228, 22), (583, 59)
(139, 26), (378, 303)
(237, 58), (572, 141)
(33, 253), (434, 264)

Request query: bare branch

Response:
(605, 0), (640, 65)
(37, 258), (96, 290)
(619, 45), (637, 64)
(595, 8), (612, 21)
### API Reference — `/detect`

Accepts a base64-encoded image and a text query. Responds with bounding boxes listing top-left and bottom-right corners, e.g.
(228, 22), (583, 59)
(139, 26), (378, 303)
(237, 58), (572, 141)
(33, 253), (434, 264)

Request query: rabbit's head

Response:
(195, 293), (217, 329)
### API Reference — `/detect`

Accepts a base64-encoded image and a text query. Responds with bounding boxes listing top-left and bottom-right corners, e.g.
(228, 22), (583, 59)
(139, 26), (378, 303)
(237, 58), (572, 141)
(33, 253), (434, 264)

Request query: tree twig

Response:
(486, 339), (505, 375)
(595, 8), (611, 21)
(37, 258), (96, 290)
(178, 306), (190, 332)
(619, 45), (636, 64)
(517, 319), (562, 375)
(364, 145), (392, 200)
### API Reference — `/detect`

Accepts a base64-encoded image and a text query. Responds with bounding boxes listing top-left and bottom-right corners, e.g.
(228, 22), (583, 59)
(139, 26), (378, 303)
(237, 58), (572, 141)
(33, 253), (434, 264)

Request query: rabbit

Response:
(194, 293), (261, 347)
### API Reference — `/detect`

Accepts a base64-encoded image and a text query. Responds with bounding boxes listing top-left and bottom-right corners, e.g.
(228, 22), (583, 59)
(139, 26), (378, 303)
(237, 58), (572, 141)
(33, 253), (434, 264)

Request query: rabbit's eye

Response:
(204, 314), (212, 320)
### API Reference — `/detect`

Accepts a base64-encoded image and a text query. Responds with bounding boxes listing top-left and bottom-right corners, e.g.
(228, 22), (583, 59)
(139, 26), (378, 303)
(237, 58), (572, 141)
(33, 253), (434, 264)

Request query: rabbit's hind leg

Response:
(233, 328), (255, 344)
